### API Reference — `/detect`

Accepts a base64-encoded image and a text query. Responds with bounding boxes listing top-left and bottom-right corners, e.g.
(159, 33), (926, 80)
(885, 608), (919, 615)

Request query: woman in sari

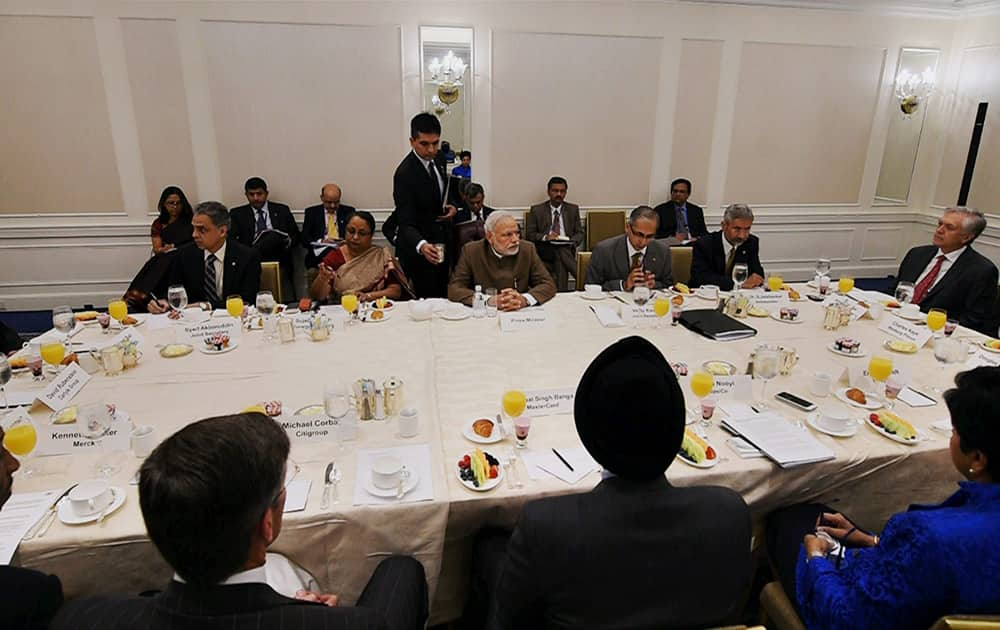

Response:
(310, 211), (413, 304)
(123, 186), (195, 310)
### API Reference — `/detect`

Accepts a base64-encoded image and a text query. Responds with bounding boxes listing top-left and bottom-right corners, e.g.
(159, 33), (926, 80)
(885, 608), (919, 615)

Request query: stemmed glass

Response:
(690, 371), (715, 429)
(753, 344), (781, 408)
(341, 294), (359, 326)
(927, 308), (947, 339)
(256, 291), (277, 341)
(894, 282), (915, 305)
(868, 355), (893, 406)
(815, 258), (831, 279)
(0, 355), (11, 410)
(108, 299), (128, 328)
(633, 286), (651, 306)
(78, 402), (119, 477)
(932, 337), (964, 394)
(226, 295), (245, 319)
(40, 341), (65, 377)
(167, 285), (188, 314)
(502, 384), (528, 448)
(838, 276), (855, 294)
(52, 305), (75, 339)
(731, 263), (749, 293)
(884, 375), (903, 409)
(2, 410), (38, 477)
(653, 296), (671, 328)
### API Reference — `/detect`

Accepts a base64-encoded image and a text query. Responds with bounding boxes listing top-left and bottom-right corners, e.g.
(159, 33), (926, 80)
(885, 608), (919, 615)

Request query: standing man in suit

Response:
(464, 336), (752, 629)
(894, 207), (998, 335)
(526, 176), (584, 292)
(230, 177), (301, 300)
(690, 203), (765, 290)
(393, 113), (457, 298)
(52, 412), (428, 630)
(653, 177), (709, 241)
(301, 183), (356, 284)
(586, 206), (673, 291)
(148, 202), (261, 312)
(0, 426), (64, 630)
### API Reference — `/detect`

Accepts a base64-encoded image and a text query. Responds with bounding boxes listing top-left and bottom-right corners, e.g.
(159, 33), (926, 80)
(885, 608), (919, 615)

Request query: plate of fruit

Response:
(456, 448), (503, 491)
(669, 283), (692, 296)
(865, 410), (919, 445)
(463, 417), (504, 444)
(677, 428), (719, 468)
(980, 339), (1000, 354)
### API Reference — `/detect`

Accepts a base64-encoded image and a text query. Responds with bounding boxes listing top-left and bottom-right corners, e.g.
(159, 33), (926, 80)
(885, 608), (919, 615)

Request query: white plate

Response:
(676, 432), (720, 468)
(113, 314), (146, 328)
(980, 340), (1000, 354)
(462, 417), (504, 444)
(159, 344), (193, 358)
(58, 486), (127, 525)
(180, 310), (212, 324)
(365, 469), (420, 498)
(440, 307), (471, 321)
(827, 342), (868, 358)
(747, 308), (770, 318)
(579, 292), (605, 301)
(834, 387), (883, 410)
(770, 311), (803, 324)
(456, 461), (503, 492)
(702, 360), (738, 376)
(864, 415), (920, 445)
(883, 339), (918, 354)
(198, 339), (239, 355)
(896, 311), (927, 323)
(806, 411), (858, 438)
(362, 309), (391, 324)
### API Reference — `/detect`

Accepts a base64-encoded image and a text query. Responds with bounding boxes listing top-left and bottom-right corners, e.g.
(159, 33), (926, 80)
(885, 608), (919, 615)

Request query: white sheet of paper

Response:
(521, 447), (599, 484)
(37, 363), (91, 411)
(589, 305), (624, 328)
(0, 489), (61, 564)
(282, 479), (311, 513)
(718, 401), (757, 418)
(897, 387), (937, 408)
(524, 388), (575, 415)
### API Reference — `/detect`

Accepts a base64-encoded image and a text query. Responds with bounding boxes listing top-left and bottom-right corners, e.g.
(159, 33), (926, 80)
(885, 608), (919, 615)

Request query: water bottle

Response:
(472, 284), (486, 318)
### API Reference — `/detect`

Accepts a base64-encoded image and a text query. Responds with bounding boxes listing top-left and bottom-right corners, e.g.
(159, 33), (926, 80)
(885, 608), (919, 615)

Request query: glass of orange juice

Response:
(226, 295), (245, 319)
(40, 341), (65, 377)
(927, 308), (947, 337)
(869, 355), (893, 404)
(502, 386), (528, 446)
(690, 371), (716, 428)
(108, 300), (128, 325)
(653, 297), (671, 327)
(341, 294), (359, 325)
(838, 276), (855, 294)
(767, 273), (784, 292)
(2, 412), (39, 477)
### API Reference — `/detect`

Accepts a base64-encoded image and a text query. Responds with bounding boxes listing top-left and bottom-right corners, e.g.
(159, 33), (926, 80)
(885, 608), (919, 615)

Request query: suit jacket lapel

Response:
(924, 248), (967, 301)
(221, 249), (237, 297)
(615, 236), (630, 277)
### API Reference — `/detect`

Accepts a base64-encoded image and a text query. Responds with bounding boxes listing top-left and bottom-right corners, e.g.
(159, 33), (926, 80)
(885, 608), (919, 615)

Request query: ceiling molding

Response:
(679, 0), (1000, 18)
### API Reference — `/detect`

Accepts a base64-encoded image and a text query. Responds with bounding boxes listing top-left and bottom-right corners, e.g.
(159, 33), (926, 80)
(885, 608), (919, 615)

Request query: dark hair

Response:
(547, 176), (568, 190)
(347, 210), (376, 234)
(466, 183), (485, 198)
(156, 186), (194, 224)
(194, 201), (231, 229)
(139, 413), (289, 587)
(670, 178), (692, 194)
(410, 112), (441, 139)
(945, 366), (1000, 479)
(244, 177), (267, 192)
(459, 151), (471, 160)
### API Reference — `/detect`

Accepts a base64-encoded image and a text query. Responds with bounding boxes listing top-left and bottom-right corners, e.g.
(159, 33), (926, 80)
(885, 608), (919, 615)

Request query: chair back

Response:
(930, 616), (1000, 629)
(585, 210), (626, 251)
(260, 261), (284, 303)
(671, 246), (693, 285)
(577, 252), (592, 290)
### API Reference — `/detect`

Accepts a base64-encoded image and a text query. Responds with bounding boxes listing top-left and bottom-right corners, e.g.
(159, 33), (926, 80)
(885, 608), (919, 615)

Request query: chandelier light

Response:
(427, 50), (467, 113)
(894, 67), (935, 118)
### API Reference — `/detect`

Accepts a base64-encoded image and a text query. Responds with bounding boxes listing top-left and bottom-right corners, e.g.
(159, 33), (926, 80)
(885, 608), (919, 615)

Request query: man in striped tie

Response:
(148, 202), (261, 314)
(894, 207), (998, 335)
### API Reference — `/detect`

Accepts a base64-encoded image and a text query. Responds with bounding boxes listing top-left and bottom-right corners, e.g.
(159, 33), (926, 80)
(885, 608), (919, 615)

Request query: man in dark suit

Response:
(464, 336), (751, 629)
(690, 203), (765, 290)
(51, 412), (428, 630)
(653, 177), (709, 241)
(301, 183), (357, 281)
(148, 202), (261, 312)
(229, 177), (301, 299)
(894, 207), (998, 335)
(0, 426), (64, 630)
(452, 182), (496, 252)
(526, 176), (584, 292)
(586, 206), (673, 291)
(393, 113), (457, 298)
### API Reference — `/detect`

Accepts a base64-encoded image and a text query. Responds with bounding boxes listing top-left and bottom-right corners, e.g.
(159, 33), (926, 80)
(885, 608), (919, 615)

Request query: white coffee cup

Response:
(584, 284), (602, 297)
(398, 407), (419, 438)
(371, 455), (404, 489)
(131, 425), (157, 458)
(868, 302), (885, 320)
(810, 372), (833, 397)
(901, 303), (920, 318)
(818, 407), (852, 433)
(697, 284), (720, 299)
(68, 479), (113, 517)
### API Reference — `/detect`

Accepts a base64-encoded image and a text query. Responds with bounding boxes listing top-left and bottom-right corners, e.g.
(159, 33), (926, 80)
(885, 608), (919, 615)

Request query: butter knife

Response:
(495, 413), (506, 439)
(320, 462), (334, 511)
(25, 484), (78, 541)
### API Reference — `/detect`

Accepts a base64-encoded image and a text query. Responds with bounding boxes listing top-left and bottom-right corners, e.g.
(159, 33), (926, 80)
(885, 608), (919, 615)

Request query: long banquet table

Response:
(7, 288), (973, 623)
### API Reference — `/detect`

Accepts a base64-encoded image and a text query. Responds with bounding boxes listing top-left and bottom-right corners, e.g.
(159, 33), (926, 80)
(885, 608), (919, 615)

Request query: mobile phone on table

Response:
(775, 391), (817, 412)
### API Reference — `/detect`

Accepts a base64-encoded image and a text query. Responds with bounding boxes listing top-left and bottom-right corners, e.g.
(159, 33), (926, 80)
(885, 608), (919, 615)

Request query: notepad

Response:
(722, 412), (835, 468)
(589, 305), (624, 327)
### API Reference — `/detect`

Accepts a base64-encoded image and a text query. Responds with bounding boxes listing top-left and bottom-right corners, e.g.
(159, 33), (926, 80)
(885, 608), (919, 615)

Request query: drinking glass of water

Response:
(52, 305), (75, 337)
(167, 285), (189, 313)
(633, 286), (651, 306)
(815, 258), (831, 278)
(731, 263), (749, 292)
(79, 402), (119, 477)
(895, 281), (915, 304)
(753, 344), (781, 408)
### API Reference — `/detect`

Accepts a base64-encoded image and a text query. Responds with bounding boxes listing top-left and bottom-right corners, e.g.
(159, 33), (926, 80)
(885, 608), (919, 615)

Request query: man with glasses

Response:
(448, 211), (556, 311)
(654, 177), (708, 242)
(301, 183), (357, 284)
(586, 206), (673, 291)
(52, 413), (428, 630)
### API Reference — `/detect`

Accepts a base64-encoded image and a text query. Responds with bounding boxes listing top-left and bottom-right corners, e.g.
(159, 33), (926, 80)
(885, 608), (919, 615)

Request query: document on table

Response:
(0, 490), (61, 564)
(722, 412), (835, 468)
(520, 447), (600, 484)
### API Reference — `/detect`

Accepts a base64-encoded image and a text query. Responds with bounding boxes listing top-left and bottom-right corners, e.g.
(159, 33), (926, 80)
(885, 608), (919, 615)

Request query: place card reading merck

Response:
(500, 309), (548, 332)
(37, 363), (91, 411)
(879, 316), (933, 348)
(35, 410), (131, 456)
(279, 415), (340, 443)
(524, 388), (575, 415)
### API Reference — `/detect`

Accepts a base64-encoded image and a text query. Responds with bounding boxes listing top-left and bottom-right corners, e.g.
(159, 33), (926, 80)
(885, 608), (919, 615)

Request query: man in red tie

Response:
(894, 207), (998, 335)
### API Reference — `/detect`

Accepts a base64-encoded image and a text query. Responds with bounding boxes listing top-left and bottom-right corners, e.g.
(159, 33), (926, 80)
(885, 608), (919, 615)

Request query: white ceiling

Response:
(681, 0), (1000, 16)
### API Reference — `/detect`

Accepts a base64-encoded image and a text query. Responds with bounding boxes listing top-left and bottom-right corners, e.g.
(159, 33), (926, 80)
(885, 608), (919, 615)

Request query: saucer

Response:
(806, 411), (858, 438)
(199, 339), (239, 355)
(896, 311), (926, 323)
(362, 309), (391, 323)
(440, 307), (471, 321)
(365, 469), (419, 498)
(579, 292), (605, 301)
(58, 486), (126, 525)
(827, 343), (868, 358)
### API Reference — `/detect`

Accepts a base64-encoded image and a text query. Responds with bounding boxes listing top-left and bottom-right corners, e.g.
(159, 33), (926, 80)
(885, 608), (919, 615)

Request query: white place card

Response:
(846, 364), (913, 390)
(35, 410), (131, 456)
(619, 304), (661, 326)
(524, 388), (575, 415)
(500, 309), (548, 332)
(37, 363), (91, 411)
(179, 318), (242, 345)
(879, 317), (933, 348)
(967, 349), (1000, 369)
(747, 292), (790, 307)
(711, 375), (753, 400)
(279, 415), (339, 444)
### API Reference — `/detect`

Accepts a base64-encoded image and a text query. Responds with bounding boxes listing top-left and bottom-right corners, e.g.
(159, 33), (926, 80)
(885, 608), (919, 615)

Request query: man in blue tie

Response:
(653, 178), (709, 241)
(229, 177), (301, 300)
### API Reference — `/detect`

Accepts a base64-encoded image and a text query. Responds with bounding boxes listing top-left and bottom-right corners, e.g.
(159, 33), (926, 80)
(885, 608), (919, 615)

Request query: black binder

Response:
(679, 309), (757, 341)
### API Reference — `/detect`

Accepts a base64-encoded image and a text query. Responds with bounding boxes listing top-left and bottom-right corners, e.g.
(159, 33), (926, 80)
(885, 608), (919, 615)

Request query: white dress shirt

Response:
(549, 204), (566, 237)
(620, 238), (647, 291)
(173, 552), (318, 598)
(254, 202), (273, 231)
(204, 240), (226, 298)
(914, 246), (965, 291)
(413, 150), (444, 255)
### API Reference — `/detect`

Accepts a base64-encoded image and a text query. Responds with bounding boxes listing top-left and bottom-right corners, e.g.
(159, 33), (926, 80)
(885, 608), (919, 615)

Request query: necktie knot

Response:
(206, 253), (216, 263)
